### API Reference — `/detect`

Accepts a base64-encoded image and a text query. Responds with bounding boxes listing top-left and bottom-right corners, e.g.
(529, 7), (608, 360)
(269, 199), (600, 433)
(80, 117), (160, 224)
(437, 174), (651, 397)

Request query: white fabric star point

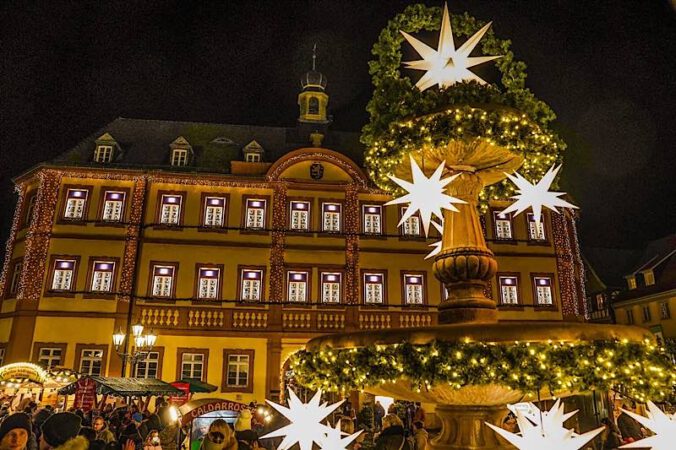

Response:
(619, 401), (676, 449)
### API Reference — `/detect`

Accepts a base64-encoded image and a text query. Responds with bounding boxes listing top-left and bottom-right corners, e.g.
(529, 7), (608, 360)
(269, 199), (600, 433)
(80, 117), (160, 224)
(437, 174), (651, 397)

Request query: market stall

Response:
(0, 362), (78, 409)
(178, 398), (249, 450)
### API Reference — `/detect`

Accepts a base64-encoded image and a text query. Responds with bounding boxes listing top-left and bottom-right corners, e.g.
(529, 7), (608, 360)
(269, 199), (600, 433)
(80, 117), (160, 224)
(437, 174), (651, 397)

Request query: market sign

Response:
(0, 363), (49, 384)
(179, 398), (248, 425)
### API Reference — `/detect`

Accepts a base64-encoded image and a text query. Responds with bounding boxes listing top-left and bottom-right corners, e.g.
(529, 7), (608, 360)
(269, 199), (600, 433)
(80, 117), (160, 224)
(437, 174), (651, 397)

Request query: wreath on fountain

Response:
(290, 339), (676, 403)
(362, 3), (566, 212)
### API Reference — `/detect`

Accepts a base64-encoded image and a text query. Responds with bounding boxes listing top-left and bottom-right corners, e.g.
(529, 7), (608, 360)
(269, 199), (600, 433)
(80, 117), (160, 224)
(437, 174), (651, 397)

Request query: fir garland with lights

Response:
(362, 4), (565, 211)
(290, 339), (676, 403)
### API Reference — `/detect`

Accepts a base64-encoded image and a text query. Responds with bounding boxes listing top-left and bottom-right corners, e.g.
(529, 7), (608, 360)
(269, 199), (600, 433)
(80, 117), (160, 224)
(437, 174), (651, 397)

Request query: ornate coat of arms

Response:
(310, 162), (324, 180)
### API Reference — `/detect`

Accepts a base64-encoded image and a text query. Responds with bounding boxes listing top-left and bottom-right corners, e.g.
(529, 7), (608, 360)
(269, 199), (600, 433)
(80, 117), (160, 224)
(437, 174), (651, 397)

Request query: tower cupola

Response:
(298, 44), (329, 124)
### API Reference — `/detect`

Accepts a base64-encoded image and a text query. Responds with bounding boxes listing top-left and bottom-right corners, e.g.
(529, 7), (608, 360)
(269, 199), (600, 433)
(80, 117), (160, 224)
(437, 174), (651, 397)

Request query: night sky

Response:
(1, 0), (674, 250)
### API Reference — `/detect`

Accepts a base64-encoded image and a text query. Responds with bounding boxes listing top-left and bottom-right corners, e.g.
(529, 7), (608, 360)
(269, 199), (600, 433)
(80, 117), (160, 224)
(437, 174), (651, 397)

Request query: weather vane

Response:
(312, 43), (317, 71)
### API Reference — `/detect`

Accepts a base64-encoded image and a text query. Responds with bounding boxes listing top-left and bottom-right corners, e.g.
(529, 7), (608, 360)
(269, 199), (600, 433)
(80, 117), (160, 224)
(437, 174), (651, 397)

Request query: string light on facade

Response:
(386, 156), (465, 236)
(619, 401), (676, 450)
(486, 401), (604, 450)
(400, 2), (502, 90)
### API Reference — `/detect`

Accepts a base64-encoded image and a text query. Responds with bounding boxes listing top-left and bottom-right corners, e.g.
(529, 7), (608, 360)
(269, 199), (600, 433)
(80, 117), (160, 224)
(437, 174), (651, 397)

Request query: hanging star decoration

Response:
(317, 420), (363, 450)
(501, 164), (577, 224)
(619, 401), (676, 449)
(425, 220), (444, 260)
(486, 401), (604, 450)
(262, 389), (343, 450)
(386, 156), (465, 237)
(400, 2), (502, 91)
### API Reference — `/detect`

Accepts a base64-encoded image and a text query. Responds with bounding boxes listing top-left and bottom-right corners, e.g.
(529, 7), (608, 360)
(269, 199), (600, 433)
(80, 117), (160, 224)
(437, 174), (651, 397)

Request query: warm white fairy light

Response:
(619, 401), (676, 450)
(501, 164), (577, 224)
(317, 420), (363, 450)
(262, 389), (343, 450)
(400, 2), (502, 91)
(386, 156), (465, 236)
(486, 401), (603, 450)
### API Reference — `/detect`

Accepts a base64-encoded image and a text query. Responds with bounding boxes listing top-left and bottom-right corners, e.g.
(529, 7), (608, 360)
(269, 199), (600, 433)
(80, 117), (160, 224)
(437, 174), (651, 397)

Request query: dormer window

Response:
(643, 270), (655, 286)
(245, 153), (261, 163)
(242, 140), (264, 163)
(95, 145), (113, 163)
(626, 276), (637, 290)
(169, 136), (192, 167)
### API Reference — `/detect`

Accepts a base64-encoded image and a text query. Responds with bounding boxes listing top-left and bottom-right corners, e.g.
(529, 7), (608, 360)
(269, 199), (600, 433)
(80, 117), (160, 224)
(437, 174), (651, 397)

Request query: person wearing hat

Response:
(0, 412), (32, 450)
(39, 412), (87, 450)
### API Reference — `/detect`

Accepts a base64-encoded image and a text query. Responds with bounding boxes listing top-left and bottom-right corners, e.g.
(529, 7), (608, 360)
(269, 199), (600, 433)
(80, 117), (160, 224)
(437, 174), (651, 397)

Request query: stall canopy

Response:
(173, 379), (218, 393)
(58, 376), (184, 397)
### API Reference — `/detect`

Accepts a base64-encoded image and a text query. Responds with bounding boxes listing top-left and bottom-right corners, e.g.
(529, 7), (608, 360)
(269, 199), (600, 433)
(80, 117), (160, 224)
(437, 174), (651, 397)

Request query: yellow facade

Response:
(0, 144), (586, 404)
(613, 293), (676, 340)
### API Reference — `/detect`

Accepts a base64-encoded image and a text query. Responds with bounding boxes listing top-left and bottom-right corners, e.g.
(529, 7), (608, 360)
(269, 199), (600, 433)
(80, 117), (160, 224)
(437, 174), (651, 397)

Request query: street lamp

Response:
(112, 323), (158, 376)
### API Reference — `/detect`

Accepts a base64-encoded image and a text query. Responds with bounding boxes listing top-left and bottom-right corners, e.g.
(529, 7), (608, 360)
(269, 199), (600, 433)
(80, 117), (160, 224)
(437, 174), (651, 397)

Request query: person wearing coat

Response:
(0, 413), (33, 450)
(412, 422), (428, 450)
(39, 412), (88, 450)
(375, 414), (411, 450)
(198, 420), (236, 450)
(92, 417), (115, 444)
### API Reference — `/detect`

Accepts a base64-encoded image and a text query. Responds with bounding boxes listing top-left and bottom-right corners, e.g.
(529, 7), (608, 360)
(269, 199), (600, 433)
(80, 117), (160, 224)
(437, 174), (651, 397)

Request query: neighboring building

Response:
(0, 67), (586, 402)
(612, 235), (676, 341)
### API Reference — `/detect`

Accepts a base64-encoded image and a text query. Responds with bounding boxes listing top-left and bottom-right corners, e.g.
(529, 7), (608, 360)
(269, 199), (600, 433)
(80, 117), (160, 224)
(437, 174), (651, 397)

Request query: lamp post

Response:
(112, 323), (157, 377)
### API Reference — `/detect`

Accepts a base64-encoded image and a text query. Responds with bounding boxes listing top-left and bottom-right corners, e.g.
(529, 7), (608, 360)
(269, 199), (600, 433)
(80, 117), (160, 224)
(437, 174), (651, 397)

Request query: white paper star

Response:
(400, 2), (502, 91)
(619, 401), (676, 450)
(425, 220), (444, 260)
(317, 420), (363, 450)
(501, 164), (577, 224)
(386, 156), (465, 237)
(262, 389), (343, 450)
(486, 401), (603, 450)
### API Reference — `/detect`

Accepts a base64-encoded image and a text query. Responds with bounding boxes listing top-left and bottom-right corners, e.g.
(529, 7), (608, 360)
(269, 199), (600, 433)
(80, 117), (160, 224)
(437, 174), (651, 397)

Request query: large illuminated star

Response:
(386, 156), (465, 237)
(486, 402), (603, 450)
(400, 2), (502, 91)
(425, 220), (444, 260)
(619, 401), (676, 450)
(262, 389), (343, 450)
(317, 420), (363, 450)
(501, 164), (577, 224)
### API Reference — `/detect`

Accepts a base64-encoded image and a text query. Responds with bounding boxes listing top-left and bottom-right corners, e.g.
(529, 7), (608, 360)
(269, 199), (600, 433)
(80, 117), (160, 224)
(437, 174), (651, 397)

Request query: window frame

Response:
(660, 302), (671, 320)
(59, 185), (93, 223)
(222, 349), (255, 393)
(97, 187), (130, 225)
(642, 305), (652, 322)
(45, 255), (80, 297)
(241, 195), (270, 232)
(530, 273), (557, 308)
(171, 148), (189, 167)
(360, 203), (385, 237)
(94, 145), (114, 163)
(626, 309), (634, 324)
(133, 347), (164, 379)
(320, 200), (344, 234)
(398, 207), (423, 239)
(401, 271), (427, 306)
(361, 269), (388, 306)
(491, 209), (515, 241)
(194, 264), (224, 301)
(33, 343), (67, 369)
(199, 193), (230, 231)
(74, 344), (107, 376)
(147, 261), (179, 299)
(20, 190), (37, 229)
(85, 257), (120, 298)
(526, 213), (549, 244)
(288, 198), (313, 232)
(496, 272), (522, 306)
(155, 191), (186, 228)
(244, 153), (261, 163)
(6, 258), (23, 298)
(237, 266), (266, 303)
(319, 271), (344, 305)
(176, 348), (209, 382)
(285, 269), (311, 304)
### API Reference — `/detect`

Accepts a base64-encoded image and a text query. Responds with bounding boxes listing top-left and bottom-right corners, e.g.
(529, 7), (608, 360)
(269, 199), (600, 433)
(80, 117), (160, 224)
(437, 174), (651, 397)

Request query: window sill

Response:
(197, 226), (229, 234)
(94, 221), (126, 228)
(57, 219), (88, 226)
(526, 240), (551, 247)
(496, 304), (524, 311)
(492, 239), (518, 245)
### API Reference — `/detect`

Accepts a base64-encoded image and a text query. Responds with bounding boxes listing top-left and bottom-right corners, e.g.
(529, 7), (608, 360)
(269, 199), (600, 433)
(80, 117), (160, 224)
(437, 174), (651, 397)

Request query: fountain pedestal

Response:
(432, 405), (506, 450)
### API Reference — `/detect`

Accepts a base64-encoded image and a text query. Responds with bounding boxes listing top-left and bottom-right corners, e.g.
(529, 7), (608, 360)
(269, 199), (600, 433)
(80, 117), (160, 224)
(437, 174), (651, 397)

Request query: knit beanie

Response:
(33, 409), (53, 428)
(0, 413), (32, 442)
(41, 412), (82, 447)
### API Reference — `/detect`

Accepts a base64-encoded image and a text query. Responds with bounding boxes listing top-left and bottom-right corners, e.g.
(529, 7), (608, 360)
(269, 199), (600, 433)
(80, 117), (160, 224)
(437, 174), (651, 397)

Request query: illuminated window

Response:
(181, 353), (204, 380)
(493, 212), (513, 240)
(24, 193), (36, 226)
(627, 276), (637, 290)
(498, 275), (519, 305)
(203, 196), (226, 227)
(91, 261), (115, 293)
(644, 271), (655, 286)
(63, 189), (88, 220)
(403, 274), (424, 305)
(363, 273), (385, 304)
(9, 261), (22, 296)
(52, 259), (76, 291)
(290, 201), (310, 231)
(160, 195), (182, 225)
(171, 149), (188, 166)
(401, 208), (421, 237)
(533, 276), (553, 305)
(322, 203), (341, 232)
(79, 349), (103, 375)
(527, 214), (546, 241)
(240, 269), (263, 301)
(135, 351), (160, 378)
(362, 205), (382, 234)
(245, 153), (261, 162)
(151, 265), (175, 298)
(95, 145), (113, 163)
(197, 267), (220, 300)
(226, 354), (250, 388)
(245, 199), (266, 229)
(660, 302), (671, 320)
(626, 309), (634, 324)
(642, 305), (651, 322)
(595, 293), (606, 310)
(321, 272), (341, 304)
(38, 348), (63, 369)
(287, 271), (309, 303)
(102, 191), (125, 222)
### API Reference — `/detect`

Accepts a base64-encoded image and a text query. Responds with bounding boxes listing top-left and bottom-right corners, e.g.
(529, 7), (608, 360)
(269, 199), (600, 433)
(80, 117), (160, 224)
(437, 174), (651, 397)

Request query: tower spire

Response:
(312, 43), (317, 71)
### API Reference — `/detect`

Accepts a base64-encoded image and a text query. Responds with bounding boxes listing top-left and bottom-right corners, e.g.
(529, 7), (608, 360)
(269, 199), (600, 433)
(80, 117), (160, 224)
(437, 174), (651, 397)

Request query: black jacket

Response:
(375, 426), (411, 450)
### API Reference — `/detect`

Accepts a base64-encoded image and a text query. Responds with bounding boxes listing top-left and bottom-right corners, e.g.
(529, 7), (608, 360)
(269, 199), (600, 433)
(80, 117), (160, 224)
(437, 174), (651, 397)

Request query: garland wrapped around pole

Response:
(290, 339), (676, 403)
(361, 3), (566, 212)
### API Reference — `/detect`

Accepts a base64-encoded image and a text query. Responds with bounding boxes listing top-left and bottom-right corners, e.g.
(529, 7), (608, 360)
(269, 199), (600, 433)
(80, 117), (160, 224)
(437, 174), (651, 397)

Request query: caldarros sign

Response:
(181, 399), (248, 425)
